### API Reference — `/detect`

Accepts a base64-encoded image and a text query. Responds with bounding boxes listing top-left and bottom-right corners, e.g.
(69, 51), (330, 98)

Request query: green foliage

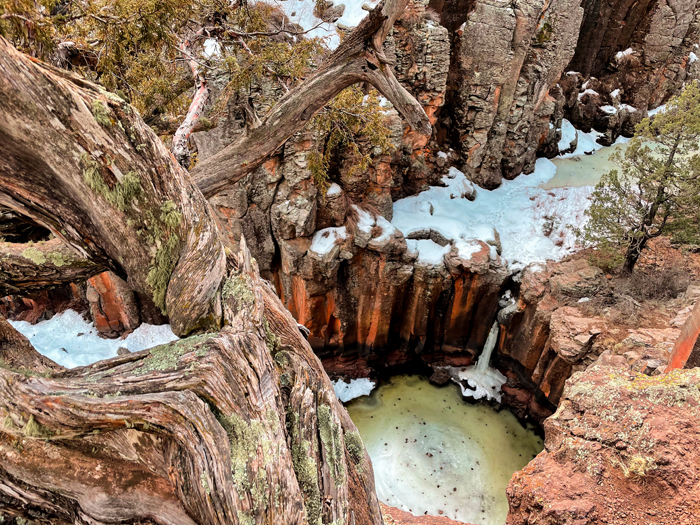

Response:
(3, 0), (324, 133)
(308, 86), (394, 193)
(578, 81), (700, 272)
(0, 0), (57, 56)
(210, 3), (324, 118)
(534, 20), (553, 45)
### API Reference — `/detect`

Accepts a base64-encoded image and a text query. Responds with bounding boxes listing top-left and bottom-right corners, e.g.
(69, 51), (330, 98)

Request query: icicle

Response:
(450, 321), (507, 402)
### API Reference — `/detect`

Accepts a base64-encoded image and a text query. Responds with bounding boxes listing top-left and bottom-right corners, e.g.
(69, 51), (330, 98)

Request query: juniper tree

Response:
(0, 0), (431, 521)
(579, 81), (700, 273)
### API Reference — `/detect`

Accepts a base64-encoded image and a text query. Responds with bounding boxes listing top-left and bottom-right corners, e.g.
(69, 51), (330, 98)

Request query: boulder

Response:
(508, 366), (700, 525)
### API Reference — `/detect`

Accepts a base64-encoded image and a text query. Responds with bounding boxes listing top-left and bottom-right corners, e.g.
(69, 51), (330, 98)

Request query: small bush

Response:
(621, 268), (690, 301)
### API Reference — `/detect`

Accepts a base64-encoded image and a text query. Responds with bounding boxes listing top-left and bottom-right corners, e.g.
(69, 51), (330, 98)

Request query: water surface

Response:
(542, 141), (629, 189)
(347, 375), (543, 525)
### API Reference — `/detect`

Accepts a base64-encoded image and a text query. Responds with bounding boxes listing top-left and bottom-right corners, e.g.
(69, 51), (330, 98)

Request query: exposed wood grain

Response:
(0, 239), (104, 296)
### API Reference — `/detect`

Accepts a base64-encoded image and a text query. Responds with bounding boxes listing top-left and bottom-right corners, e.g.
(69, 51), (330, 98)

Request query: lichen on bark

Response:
(222, 272), (255, 305)
(133, 333), (215, 375)
(144, 200), (183, 313)
(287, 409), (322, 525)
(20, 247), (46, 265)
(317, 404), (345, 487)
(80, 154), (142, 213)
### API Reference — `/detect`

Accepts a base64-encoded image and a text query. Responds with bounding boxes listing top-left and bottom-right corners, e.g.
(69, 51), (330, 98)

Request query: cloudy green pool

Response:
(346, 375), (543, 525)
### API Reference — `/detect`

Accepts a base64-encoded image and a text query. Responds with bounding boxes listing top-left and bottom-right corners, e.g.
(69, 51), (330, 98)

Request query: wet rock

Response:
(429, 367), (452, 386)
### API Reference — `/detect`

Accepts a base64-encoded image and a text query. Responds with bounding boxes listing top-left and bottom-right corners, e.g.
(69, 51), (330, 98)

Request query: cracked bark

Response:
(0, 239), (104, 296)
(0, 0), (429, 522)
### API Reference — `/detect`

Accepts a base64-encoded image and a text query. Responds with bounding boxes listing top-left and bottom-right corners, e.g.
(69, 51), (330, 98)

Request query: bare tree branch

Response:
(191, 0), (431, 198)
(171, 28), (210, 168)
(0, 239), (105, 297)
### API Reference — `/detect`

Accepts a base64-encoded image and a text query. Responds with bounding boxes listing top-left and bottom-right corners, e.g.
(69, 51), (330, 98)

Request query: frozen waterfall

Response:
(451, 321), (507, 402)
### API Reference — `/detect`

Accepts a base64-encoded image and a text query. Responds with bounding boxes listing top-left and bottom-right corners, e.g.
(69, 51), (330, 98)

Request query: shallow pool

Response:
(346, 375), (543, 525)
(541, 141), (629, 190)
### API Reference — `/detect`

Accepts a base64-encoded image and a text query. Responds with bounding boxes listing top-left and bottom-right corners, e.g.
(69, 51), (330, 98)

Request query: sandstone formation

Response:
(187, 0), (700, 416)
(507, 366), (700, 525)
(6, 0), (700, 426)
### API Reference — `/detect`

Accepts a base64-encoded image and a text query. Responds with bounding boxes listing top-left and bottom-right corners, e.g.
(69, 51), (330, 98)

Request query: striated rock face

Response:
(438, 0), (585, 187)
(507, 366), (700, 525)
(86, 272), (140, 336)
(566, 0), (700, 109)
(432, 0), (700, 186)
(17, 0), (697, 418)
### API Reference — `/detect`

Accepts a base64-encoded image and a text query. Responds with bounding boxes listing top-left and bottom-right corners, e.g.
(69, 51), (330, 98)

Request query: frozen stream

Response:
(542, 140), (630, 190)
(347, 375), (543, 525)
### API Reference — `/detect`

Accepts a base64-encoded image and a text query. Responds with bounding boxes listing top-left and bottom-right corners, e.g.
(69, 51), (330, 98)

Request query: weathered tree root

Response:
(0, 244), (380, 524)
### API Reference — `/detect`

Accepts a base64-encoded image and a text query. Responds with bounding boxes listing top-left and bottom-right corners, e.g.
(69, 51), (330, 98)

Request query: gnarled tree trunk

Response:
(0, 0), (429, 522)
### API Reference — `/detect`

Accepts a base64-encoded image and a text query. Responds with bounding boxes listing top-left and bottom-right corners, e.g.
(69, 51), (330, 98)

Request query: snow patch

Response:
(9, 310), (178, 369)
(615, 48), (634, 60)
(406, 239), (451, 266)
(578, 89), (599, 101)
(274, 0), (380, 50)
(559, 127), (604, 158)
(557, 119), (577, 152)
(691, 52), (698, 63)
(611, 88), (621, 99)
(600, 105), (617, 115)
(326, 182), (342, 196)
(333, 378), (376, 402)
(648, 104), (667, 116)
(620, 104), (637, 112)
(392, 157), (587, 271)
(354, 205), (375, 233)
(310, 226), (347, 255)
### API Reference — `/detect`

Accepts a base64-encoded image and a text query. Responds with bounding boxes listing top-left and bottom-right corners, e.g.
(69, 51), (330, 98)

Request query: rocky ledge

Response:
(507, 365), (700, 525)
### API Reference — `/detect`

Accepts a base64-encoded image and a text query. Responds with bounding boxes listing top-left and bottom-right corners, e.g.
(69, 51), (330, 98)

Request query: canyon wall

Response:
(193, 0), (700, 413)
(10, 0), (699, 417)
